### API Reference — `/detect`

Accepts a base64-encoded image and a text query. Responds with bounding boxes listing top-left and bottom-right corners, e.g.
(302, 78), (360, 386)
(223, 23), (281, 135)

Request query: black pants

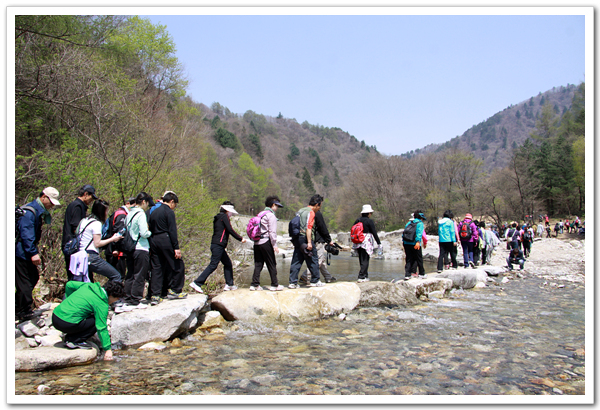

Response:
(124, 250), (150, 304)
(473, 246), (481, 265)
(64, 253), (73, 281)
(194, 244), (234, 286)
(437, 242), (458, 270)
(149, 234), (184, 297)
(15, 257), (39, 316)
(52, 313), (96, 344)
(107, 252), (127, 280)
(522, 241), (531, 257)
(481, 247), (487, 264)
(357, 247), (370, 279)
(252, 241), (279, 287)
(404, 244), (424, 277)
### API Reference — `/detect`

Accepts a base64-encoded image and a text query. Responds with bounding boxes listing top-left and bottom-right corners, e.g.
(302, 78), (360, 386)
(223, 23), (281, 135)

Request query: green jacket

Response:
(53, 282), (111, 350)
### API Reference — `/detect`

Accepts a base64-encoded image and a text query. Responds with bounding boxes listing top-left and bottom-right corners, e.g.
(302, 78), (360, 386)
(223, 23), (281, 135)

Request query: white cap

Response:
(221, 204), (238, 215)
(43, 187), (61, 205)
(361, 204), (374, 214)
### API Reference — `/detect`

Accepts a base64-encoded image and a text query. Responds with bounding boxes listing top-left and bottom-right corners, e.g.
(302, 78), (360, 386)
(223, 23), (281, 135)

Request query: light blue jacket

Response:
(125, 207), (152, 251)
(438, 217), (457, 243)
(403, 218), (424, 246)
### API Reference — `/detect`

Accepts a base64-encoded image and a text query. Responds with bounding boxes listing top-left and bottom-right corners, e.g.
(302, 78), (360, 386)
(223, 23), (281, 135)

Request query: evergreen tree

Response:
(302, 167), (315, 192)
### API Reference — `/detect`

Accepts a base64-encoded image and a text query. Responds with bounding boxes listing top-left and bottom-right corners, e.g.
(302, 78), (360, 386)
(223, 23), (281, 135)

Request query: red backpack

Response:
(350, 222), (365, 244)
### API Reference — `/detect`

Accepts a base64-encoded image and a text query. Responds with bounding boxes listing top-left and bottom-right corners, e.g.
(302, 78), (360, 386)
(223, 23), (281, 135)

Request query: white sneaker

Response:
(249, 285), (263, 291)
(288, 284), (299, 289)
(124, 303), (147, 310)
(269, 285), (284, 291)
(357, 278), (370, 283)
(223, 285), (238, 291)
(308, 281), (324, 287)
(190, 282), (204, 294)
(114, 305), (134, 313)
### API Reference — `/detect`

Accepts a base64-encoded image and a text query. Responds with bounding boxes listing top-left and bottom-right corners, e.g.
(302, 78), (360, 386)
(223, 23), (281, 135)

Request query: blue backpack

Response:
(288, 213), (301, 238)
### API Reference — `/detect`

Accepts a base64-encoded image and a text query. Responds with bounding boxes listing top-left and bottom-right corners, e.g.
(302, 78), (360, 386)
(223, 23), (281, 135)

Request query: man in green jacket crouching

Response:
(52, 280), (124, 361)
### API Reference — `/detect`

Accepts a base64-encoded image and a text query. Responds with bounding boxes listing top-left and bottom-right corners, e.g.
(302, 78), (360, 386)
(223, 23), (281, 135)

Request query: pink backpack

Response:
(246, 210), (269, 241)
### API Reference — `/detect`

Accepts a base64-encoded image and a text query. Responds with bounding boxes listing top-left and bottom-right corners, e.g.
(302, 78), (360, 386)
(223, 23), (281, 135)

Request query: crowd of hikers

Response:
(15, 185), (584, 359)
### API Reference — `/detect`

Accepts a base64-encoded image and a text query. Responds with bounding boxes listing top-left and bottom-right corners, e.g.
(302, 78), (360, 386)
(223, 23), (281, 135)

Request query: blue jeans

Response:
(507, 257), (525, 270)
(87, 251), (122, 282)
(461, 241), (474, 265)
(289, 236), (320, 285)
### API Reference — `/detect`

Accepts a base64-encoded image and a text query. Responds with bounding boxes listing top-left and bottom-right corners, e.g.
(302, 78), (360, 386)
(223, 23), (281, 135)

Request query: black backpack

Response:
(402, 221), (418, 243)
(523, 230), (532, 242)
(118, 215), (139, 253)
(288, 213), (301, 239)
(15, 205), (37, 243)
(63, 219), (95, 256)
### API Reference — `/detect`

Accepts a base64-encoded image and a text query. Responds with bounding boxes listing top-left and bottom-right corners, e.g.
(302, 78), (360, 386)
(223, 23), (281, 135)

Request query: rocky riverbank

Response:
(15, 233), (585, 372)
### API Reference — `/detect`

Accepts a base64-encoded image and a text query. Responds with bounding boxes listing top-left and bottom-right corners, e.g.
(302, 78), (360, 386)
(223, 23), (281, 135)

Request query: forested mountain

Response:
(402, 84), (580, 171)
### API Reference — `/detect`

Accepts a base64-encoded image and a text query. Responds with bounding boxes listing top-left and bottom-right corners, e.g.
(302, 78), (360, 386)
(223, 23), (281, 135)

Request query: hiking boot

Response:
(444, 265), (450, 270)
(288, 284), (299, 289)
(223, 285), (238, 291)
(308, 281), (324, 287)
(190, 282), (204, 294)
(167, 290), (188, 300)
(357, 278), (369, 283)
(65, 341), (93, 350)
(326, 277), (337, 283)
(269, 285), (285, 291)
(150, 296), (163, 306)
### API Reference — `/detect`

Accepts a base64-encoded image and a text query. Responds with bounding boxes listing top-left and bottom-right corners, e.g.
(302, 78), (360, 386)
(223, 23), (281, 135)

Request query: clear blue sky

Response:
(143, 12), (586, 156)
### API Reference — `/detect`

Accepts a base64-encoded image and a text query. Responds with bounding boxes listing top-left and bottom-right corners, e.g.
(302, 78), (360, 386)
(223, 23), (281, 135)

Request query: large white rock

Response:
(15, 342), (99, 372)
(433, 269), (488, 289)
(480, 265), (507, 276)
(211, 283), (361, 324)
(110, 294), (208, 347)
(357, 281), (419, 307)
(399, 277), (454, 298)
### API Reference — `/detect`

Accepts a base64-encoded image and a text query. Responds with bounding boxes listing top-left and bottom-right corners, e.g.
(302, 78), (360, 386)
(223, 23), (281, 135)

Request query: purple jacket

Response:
(458, 219), (479, 243)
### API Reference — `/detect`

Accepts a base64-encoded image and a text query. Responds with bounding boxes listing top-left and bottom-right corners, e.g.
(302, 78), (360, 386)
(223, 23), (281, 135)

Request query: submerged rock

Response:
(211, 283), (360, 323)
(357, 281), (419, 307)
(111, 294), (208, 347)
(399, 277), (453, 298)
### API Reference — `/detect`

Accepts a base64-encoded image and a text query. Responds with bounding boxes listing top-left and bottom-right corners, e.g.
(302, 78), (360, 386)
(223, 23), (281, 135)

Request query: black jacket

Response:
(148, 203), (179, 250)
(354, 216), (381, 245)
(62, 198), (88, 247)
(313, 211), (332, 244)
(210, 212), (243, 247)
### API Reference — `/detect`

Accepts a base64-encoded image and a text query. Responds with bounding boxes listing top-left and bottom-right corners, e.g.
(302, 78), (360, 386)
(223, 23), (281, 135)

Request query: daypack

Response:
(402, 221), (417, 243)
(102, 208), (128, 241)
(118, 214), (140, 253)
(63, 219), (95, 256)
(247, 210), (269, 242)
(350, 222), (365, 244)
(523, 230), (532, 242)
(288, 213), (301, 239)
(15, 205), (37, 243)
(507, 228), (519, 242)
(459, 221), (472, 240)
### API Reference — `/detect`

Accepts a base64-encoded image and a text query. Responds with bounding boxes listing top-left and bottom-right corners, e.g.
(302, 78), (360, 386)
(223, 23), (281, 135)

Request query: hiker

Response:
(122, 192), (154, 309)
(484, 223), (501, 264)
(148, 191), (186, 304)
(521, 224), (534, 258)
(105, 199), (132, 279)
(536, 223), (544, 238)
(16, 187), (61, 321)
(559, 220), (564, 234)
(190, 201), (247, 294)
(351, 204), (382, 283)
(402, 210), (426, 279)
(248, 196), (285, 291)
(52, 280), (124, 360)
(300, 195), (337, 285)
(478, 221), (488, 265)
(62, 185), (97, 280)
(472, 220), (483, 266)
(506, 247), (526, 271)
(554, 222), (561, 238)
(505, 222), (520, 250)
(289, 195), (326, 288)
(546, 225), (552, 238)
(458, 213), (479, 268)
(544, 214), (550, 227)
(437, 210), (458, 272)
(74, 199), (124, 283)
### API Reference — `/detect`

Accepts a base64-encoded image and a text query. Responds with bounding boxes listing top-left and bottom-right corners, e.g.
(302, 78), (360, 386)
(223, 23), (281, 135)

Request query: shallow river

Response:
(15, 255), (585, 396)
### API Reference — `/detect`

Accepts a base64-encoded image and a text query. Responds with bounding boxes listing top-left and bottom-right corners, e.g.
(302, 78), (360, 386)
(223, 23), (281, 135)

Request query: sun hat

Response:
(221, 204), (239, 215)
(42, 187), (61, 205)
(465, 213), (472, 219)
(361, 204), (374, 214)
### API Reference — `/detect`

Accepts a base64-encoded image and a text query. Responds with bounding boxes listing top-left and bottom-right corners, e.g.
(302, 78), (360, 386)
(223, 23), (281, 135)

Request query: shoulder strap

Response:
(77, 218), (96, 251)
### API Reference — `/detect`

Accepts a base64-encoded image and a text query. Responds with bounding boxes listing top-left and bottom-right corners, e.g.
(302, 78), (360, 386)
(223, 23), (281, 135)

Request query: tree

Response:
(288, 142), (300, 162)
(302, 167), (315, 192)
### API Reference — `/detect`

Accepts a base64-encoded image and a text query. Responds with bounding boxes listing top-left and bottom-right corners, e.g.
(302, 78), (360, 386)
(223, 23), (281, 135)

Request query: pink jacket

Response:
(257, 209), (278, 247)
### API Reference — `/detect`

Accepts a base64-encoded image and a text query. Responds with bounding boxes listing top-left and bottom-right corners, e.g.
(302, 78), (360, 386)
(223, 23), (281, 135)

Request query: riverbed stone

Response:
(357, 281), (419, 307)
(398, 277), (453, 298)
(198, 311), (226, 329)
(15, 342), (99, 372)
(110, 294), (208, 347)
(433, 269), (488, 289)
(17, 321), (40, 337)
(211, 282), (360, 323)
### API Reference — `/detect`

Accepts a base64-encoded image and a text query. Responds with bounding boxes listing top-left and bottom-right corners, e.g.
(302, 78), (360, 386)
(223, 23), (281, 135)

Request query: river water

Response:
(15, 254), (585, 398)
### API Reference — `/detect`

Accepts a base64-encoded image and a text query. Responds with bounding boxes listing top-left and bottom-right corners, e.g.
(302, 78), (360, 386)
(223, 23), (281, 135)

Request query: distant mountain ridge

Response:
(400, 84), (579, 171)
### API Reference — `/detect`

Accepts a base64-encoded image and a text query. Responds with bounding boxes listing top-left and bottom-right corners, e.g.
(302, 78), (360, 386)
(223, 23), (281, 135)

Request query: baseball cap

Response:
(82, 184), (98, 199)
(43, 187), (61, 205)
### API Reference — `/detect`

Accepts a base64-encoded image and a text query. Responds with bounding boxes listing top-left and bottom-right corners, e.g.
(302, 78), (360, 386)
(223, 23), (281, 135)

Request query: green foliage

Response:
(211, 115), (222, 129)
(214, 127), (239, 150)
(288, 142), (300, 162)
(247, 134), (264, 160)
(314, 154), (323, 174)
(302, 167), (315, 192)
(235, 153), (278, 213)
